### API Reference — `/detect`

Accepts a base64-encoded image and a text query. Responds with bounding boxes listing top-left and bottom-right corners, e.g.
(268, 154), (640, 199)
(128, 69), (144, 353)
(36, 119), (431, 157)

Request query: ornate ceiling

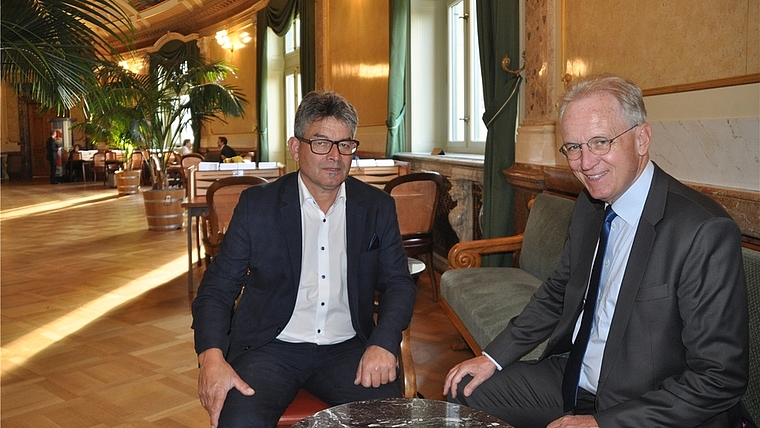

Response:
(114, 0), (264, 51)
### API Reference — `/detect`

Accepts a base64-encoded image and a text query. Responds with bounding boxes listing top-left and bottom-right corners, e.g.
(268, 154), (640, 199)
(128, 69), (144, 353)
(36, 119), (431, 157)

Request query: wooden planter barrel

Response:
(142, 189), (185, 231)
(115, 170), (141, 195)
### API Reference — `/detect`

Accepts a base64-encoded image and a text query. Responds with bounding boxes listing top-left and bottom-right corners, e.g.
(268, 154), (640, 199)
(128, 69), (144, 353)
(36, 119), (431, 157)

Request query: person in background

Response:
(45, 130), (60, 184)
(65, 144), (83, 182)
(443, 74), (748, 428)
(217, 136), (236, 161)
(178, 139), (193, 157)
(192, 91), (417, 428)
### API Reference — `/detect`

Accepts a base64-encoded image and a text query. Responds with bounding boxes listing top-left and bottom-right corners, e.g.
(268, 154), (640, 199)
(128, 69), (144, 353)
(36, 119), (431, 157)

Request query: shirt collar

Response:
(296, 172), (346, 211)
(609, 160), (654, 227)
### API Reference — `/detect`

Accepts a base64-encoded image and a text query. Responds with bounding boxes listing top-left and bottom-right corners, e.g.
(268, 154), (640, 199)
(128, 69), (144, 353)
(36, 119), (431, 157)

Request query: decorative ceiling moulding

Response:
(112, 0), (264, 52)
(144, 32), (200, 53)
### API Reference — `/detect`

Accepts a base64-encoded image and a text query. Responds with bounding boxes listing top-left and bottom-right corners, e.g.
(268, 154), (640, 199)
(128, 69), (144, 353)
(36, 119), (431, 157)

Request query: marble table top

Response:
(291, 397), (513, 427)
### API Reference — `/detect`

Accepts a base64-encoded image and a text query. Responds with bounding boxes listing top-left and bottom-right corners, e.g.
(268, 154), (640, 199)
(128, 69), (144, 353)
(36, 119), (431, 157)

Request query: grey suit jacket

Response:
(485, 164), (748, 427)
(192, 172), (417, 364)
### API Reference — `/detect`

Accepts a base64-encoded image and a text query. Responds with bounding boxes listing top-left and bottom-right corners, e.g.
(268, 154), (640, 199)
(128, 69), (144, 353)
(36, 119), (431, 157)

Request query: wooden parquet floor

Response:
(0, 178), (473, 427)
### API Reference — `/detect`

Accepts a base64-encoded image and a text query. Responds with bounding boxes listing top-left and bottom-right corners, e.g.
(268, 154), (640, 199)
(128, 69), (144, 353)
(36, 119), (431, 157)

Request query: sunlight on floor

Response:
(0, 193), (122, 221)
(0, 255), (187, 377)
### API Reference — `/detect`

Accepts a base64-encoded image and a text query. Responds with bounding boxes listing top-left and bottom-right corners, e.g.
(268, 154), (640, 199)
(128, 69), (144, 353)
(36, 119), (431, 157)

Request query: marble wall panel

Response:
(649, 117), (760, 191)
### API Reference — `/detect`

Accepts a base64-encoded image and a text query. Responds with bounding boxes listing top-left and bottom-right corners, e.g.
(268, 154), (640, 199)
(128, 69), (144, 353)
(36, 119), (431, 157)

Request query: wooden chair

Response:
(92, 151), (106, 183)
(384, 172), (443, 300)
(104, 150), (121, 185)
(181, 153), (205, 194)
(200, 176), (269, 264)
(277, 327), (417, 427)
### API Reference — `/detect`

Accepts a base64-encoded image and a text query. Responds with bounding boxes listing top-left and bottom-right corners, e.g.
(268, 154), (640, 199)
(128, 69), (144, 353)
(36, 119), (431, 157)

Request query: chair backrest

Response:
(205, 176), (269, 247)
(130, 151), (143, 170)
(181, 154), (204, 175)
(384, 172), (443, 237)
(742, 246), (760, 425)
(92, 152), (105, 167)
(71, 151), (82, 161)
(518, 193), (576, 281)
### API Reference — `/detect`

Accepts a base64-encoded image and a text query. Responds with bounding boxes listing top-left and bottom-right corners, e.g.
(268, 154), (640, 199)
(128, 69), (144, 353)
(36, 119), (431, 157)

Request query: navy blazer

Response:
(192, 172), (417, 364)
(484, 164), (748, 427)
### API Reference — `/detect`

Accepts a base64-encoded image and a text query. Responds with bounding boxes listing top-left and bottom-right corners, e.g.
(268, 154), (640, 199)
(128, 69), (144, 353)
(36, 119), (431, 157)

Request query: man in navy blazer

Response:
(444, 75), (748, 427)
(192, 91), (417, 428)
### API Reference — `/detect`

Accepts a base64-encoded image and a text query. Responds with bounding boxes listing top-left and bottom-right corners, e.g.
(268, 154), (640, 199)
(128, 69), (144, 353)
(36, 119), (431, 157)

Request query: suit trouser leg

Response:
(448, 355), (568, 428)
(219, 337), (400, 428)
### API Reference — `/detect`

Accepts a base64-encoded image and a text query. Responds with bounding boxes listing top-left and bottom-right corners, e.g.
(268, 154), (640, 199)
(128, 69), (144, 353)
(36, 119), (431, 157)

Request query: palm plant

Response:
(84, 54), (248, 190)
(1, 0), (133, 114)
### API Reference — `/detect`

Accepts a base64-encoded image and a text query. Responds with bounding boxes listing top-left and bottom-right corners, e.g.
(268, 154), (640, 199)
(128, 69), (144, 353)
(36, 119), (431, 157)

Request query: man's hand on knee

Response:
(443, 355), (497, 399)
(198, 348), (255, 428)
(354, 345), (397, 388)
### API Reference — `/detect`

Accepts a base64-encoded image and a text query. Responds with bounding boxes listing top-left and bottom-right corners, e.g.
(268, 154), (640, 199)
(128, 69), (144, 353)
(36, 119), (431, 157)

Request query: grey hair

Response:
(557, 74), (647, 127)
(294, 91), (358, 138)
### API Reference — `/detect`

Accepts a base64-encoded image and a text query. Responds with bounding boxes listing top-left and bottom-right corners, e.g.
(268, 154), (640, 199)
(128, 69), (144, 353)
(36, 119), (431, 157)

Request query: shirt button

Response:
(317, 329), (321, 333)
(321, 302), (325, 306)
(321, 275), (325, 279)
(321, 246), (325, 250)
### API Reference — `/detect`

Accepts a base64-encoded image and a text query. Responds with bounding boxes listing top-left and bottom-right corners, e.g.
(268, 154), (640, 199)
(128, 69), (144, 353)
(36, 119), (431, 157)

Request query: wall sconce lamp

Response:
(215, 29), (252, 52)
(118, 56), (146, 74)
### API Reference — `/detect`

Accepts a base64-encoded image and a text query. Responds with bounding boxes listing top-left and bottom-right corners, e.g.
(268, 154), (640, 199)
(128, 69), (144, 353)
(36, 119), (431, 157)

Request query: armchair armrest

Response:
(398, 328), (417, 398)
(448, 234), (525, 269)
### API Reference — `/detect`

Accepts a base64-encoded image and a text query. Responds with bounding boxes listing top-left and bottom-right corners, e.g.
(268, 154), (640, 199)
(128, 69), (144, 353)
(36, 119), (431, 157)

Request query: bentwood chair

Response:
(384, 172), (443, 300)
(200, 176), (269, 264)
(181, 153), (205, 194)
(92, 151), (106, 183)
(277, 323), (417, 426)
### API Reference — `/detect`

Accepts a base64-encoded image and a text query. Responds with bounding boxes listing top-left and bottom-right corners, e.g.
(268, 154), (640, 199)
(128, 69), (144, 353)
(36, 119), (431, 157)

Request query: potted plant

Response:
(84, 54), (247, 230)
(74, 107), (141, 194)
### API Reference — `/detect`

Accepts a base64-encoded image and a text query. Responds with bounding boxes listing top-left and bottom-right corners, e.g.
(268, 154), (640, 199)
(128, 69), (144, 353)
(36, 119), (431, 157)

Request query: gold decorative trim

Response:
(642, 73), (760, 97)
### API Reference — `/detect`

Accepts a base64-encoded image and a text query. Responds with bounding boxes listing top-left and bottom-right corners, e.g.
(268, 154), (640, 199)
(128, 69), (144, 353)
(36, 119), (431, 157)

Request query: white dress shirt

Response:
(276, 174), (356, 345)
(576, 161), (654, 393)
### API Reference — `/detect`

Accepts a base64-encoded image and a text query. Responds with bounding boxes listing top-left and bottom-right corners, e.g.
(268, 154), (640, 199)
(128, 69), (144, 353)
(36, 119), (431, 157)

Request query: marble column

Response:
(515, 0), (558, 165)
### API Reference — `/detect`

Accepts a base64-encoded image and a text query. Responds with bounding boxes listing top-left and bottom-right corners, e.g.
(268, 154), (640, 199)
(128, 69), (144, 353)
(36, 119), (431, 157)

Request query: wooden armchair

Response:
(200, 176), (269, 264)
(439, 193), (576, 356)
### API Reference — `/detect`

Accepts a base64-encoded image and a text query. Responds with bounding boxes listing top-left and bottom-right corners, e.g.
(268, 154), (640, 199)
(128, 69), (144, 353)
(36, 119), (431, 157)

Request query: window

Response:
(284, 16), (301, 140)
(447, 0), (486, 152)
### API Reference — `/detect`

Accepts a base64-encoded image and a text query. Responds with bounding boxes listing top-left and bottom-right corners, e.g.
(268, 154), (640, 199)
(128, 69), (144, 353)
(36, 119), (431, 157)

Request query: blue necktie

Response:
(562, 206), (617, 411)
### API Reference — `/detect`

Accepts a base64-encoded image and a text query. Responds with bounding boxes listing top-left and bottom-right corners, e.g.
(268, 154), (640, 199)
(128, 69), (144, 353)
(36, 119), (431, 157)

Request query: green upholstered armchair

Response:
(439, 192), (576, 358)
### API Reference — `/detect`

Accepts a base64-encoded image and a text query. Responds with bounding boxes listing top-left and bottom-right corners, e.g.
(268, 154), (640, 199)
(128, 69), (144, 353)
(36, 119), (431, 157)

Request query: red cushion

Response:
(278, 389), (330, 426)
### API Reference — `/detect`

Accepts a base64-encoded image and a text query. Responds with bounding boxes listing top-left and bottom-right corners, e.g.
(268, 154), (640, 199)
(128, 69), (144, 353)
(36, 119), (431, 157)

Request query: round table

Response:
(291, 397), (513, 427)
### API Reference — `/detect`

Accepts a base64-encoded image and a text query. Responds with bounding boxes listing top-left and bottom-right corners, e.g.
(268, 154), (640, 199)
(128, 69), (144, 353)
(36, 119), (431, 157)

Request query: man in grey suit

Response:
(444, 74), (748, 427)
(192, 91), (417, 428)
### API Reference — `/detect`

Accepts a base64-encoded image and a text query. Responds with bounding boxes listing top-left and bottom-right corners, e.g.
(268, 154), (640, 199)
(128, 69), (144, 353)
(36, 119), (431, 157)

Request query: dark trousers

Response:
(48, 157), (58, 183)
(448, 355), (574, 428)
(218, 337), (401, 428)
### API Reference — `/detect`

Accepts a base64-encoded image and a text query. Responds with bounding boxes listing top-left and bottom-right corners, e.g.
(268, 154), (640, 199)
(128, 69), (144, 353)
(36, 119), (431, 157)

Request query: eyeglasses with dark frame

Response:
(297, 137), (360, 156)
(559, 123), (639, 160)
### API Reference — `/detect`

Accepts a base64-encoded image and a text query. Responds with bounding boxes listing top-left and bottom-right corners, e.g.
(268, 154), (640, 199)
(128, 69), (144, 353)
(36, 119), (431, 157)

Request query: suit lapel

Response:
(598, 165), (669, 385)
(280, 174), (304, 291)
(344, 178), (367, 317)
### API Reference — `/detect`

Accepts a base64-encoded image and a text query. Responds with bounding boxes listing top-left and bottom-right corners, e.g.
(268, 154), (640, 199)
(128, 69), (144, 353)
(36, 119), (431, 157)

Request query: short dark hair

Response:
(294, 91), (358, 138)
(218, 136), (228, 145)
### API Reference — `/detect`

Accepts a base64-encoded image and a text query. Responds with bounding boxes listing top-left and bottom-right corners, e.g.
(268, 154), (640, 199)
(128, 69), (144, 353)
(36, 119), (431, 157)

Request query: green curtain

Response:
(255, 0), (315, 162)
(385, 0), (409, 158)
(256, 8), (269, 162)
(299, 0), (316, 94)
(476, 0), (520, 267)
